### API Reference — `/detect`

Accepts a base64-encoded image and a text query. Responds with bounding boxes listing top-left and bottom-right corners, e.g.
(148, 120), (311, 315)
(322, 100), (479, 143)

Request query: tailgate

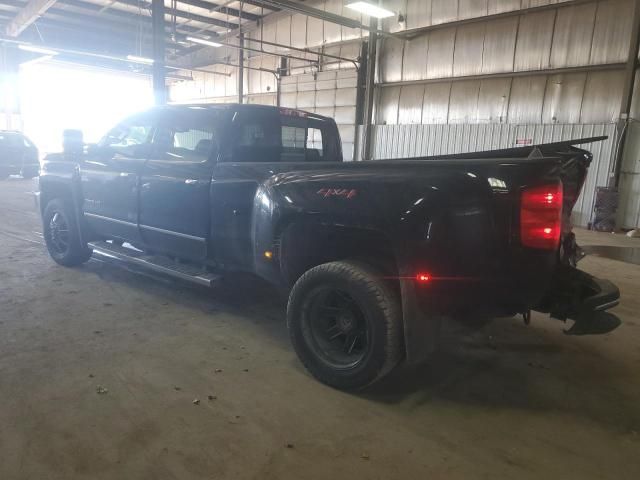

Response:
(410, 137), (620, 325)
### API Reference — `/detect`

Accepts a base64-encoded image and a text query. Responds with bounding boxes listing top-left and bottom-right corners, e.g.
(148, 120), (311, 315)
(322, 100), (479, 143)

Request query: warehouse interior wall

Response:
(619, 63), (640, 229)
(170, 0), (640, 227)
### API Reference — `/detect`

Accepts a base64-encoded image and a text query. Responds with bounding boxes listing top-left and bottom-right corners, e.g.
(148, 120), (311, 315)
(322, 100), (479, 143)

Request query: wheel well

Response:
(40, 182), (74, 215)
(278, 222), (398, 286)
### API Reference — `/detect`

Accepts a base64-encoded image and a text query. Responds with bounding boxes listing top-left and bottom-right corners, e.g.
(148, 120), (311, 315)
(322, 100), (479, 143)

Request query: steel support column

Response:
(0, 45), (21, 130)
(362, 18), (378, 161)
(353, 42), (368, 162)
(277, 57), (287, 107)
(151, 0), (166, 105)
(238, 32), (244, 104)
(614, 0), (640, 187)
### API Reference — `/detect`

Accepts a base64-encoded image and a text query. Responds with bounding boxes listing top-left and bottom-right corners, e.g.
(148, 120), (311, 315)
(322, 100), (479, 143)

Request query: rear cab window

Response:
(153, 107), (222, 162)
(224, 107), (342, 163)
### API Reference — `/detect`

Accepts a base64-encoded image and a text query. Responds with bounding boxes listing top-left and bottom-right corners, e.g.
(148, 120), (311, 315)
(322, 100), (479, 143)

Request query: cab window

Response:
(226, 109), (340, 163)
(153, 109), (221, 162)
(100, 114), (154, 158)
(227, 110), (281, 163)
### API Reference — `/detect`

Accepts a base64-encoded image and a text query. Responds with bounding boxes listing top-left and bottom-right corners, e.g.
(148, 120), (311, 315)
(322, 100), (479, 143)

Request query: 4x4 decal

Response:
(317, 188), (358, 199)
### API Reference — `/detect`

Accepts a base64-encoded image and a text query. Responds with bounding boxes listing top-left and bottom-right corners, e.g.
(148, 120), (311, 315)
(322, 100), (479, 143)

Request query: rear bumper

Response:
(581, 276), (620, 312)
(535, 265), (621, 335)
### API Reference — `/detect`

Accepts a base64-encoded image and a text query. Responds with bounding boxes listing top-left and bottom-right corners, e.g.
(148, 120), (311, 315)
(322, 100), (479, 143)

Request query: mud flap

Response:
(536, 265), (621, 335)
(400, 279), (442, 365)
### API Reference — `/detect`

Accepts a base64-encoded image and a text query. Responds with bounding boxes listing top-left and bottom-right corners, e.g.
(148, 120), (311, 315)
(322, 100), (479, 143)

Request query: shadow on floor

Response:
(82, 255), (640, 435)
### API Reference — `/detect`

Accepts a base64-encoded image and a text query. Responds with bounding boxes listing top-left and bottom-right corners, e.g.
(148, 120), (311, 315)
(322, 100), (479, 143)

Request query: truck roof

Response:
(162, 103), (333, 122)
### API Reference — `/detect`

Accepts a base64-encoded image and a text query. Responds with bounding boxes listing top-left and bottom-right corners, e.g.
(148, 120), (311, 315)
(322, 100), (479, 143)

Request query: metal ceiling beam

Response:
(8, 4), (191, 55)
(210, 59), (276, 75)
(239, 0), (279, 11)
(399, 0), (598, 39)
(242, 37), (359, 67)
(174, 34), (360, 70)
(248, 0), (396, 38)
(5, 0), (57, 36)
(22, 17), (150, 50)
(49, 0), (221, 37)
(0, 10), (168, 55)
(377, 63), (627, 88)
(175, 0), (261, 22)
(205, 39), (319, 66)
(0, 35), (229, 76)
(112, 0), (239, 30)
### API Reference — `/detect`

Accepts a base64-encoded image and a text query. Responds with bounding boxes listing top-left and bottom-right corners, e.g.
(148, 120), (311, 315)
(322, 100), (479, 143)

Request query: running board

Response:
(89, 241), (221, 287)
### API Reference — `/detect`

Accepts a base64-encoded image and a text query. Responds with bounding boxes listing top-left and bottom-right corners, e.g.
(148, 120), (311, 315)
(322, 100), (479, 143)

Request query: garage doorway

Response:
(19, 62), (153, 155)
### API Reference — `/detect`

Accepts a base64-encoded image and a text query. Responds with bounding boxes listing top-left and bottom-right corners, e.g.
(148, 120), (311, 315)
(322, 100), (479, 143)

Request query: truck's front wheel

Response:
(43, 198), (92, 267)
(287, 261), (403, 390)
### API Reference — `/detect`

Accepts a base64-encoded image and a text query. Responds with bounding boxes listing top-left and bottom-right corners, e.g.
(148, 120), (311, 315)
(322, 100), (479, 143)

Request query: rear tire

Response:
(287, 260), (403, 391)
(43, 198), (92, 267)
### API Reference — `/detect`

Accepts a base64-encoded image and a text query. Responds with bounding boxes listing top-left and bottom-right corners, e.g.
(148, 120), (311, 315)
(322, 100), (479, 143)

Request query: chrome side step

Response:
(89, 241), (221, 287)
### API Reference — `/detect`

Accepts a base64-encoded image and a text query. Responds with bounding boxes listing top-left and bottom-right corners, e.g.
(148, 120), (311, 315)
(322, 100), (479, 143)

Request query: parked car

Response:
(0, 130), (39, 179)
(37, 104), (620, 390)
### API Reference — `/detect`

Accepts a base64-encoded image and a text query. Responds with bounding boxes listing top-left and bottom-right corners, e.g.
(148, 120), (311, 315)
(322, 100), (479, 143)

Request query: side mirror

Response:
(63, 129), (84, 155)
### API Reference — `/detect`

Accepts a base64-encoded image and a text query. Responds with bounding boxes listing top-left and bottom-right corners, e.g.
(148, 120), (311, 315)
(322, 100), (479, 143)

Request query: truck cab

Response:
(73, 104), (342, 269)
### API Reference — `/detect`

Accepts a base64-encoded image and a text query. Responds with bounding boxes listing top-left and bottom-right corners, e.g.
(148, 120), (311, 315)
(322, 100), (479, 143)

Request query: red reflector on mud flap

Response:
(416, 273), (431, 283)
(520, 183), (563, 250)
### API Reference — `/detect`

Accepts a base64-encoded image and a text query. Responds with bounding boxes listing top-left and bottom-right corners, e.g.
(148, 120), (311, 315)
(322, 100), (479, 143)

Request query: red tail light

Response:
(520, 183), (563, 250)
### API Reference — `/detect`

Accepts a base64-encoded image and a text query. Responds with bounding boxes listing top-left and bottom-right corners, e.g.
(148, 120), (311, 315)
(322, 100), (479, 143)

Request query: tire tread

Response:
(287, 260), (403, 390)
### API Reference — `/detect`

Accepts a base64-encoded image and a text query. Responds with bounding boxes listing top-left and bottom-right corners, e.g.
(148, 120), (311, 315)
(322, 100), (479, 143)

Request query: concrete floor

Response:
(1, 177), (639, 480)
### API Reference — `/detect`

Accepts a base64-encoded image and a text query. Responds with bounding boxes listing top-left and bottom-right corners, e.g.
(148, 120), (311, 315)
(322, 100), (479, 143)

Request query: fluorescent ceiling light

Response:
(346, 1), (395, 18)
(126, 55), (154, 65)
(18, 44), (58, 56)
(20, 55), (55, 67)
(186, 36), (223, 48)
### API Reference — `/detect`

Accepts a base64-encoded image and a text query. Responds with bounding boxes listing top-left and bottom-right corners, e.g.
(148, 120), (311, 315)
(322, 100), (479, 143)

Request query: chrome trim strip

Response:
(84, 212), (137, 227)
(139, 224), (206, 243)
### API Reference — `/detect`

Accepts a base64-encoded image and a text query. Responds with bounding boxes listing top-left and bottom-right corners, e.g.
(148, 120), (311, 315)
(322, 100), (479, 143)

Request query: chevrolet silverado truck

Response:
(37, 104), (621, 390)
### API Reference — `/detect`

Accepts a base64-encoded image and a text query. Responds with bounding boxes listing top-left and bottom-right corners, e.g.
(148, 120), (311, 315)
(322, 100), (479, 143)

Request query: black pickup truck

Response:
(0, 130), (39, 179)
(38, 104), (621, 390)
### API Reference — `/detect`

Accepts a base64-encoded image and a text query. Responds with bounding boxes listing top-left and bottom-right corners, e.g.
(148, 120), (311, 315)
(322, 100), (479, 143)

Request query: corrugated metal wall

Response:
(171, 0), (635, 128)
(619, 119), (640, 229)
(168, 0), (639, 228)
(279, 69), (358, 161)
(376, 0), (634, 125)
(354, 122), (616, 227)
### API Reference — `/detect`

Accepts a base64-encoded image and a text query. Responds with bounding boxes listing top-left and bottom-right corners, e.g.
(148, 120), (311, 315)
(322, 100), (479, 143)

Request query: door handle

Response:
(184, 179), (199, 185)
(119, 172), (133, 177)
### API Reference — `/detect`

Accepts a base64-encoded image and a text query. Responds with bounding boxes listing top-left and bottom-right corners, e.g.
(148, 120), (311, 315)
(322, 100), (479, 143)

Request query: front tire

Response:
(287, 261), (403, 390)
(43, 198), (92, 267)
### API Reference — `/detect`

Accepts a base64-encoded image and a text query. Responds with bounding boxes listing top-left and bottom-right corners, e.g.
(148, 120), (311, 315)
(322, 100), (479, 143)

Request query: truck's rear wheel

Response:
(43, 198), (92, 267)
(287, 261), (403, 390)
